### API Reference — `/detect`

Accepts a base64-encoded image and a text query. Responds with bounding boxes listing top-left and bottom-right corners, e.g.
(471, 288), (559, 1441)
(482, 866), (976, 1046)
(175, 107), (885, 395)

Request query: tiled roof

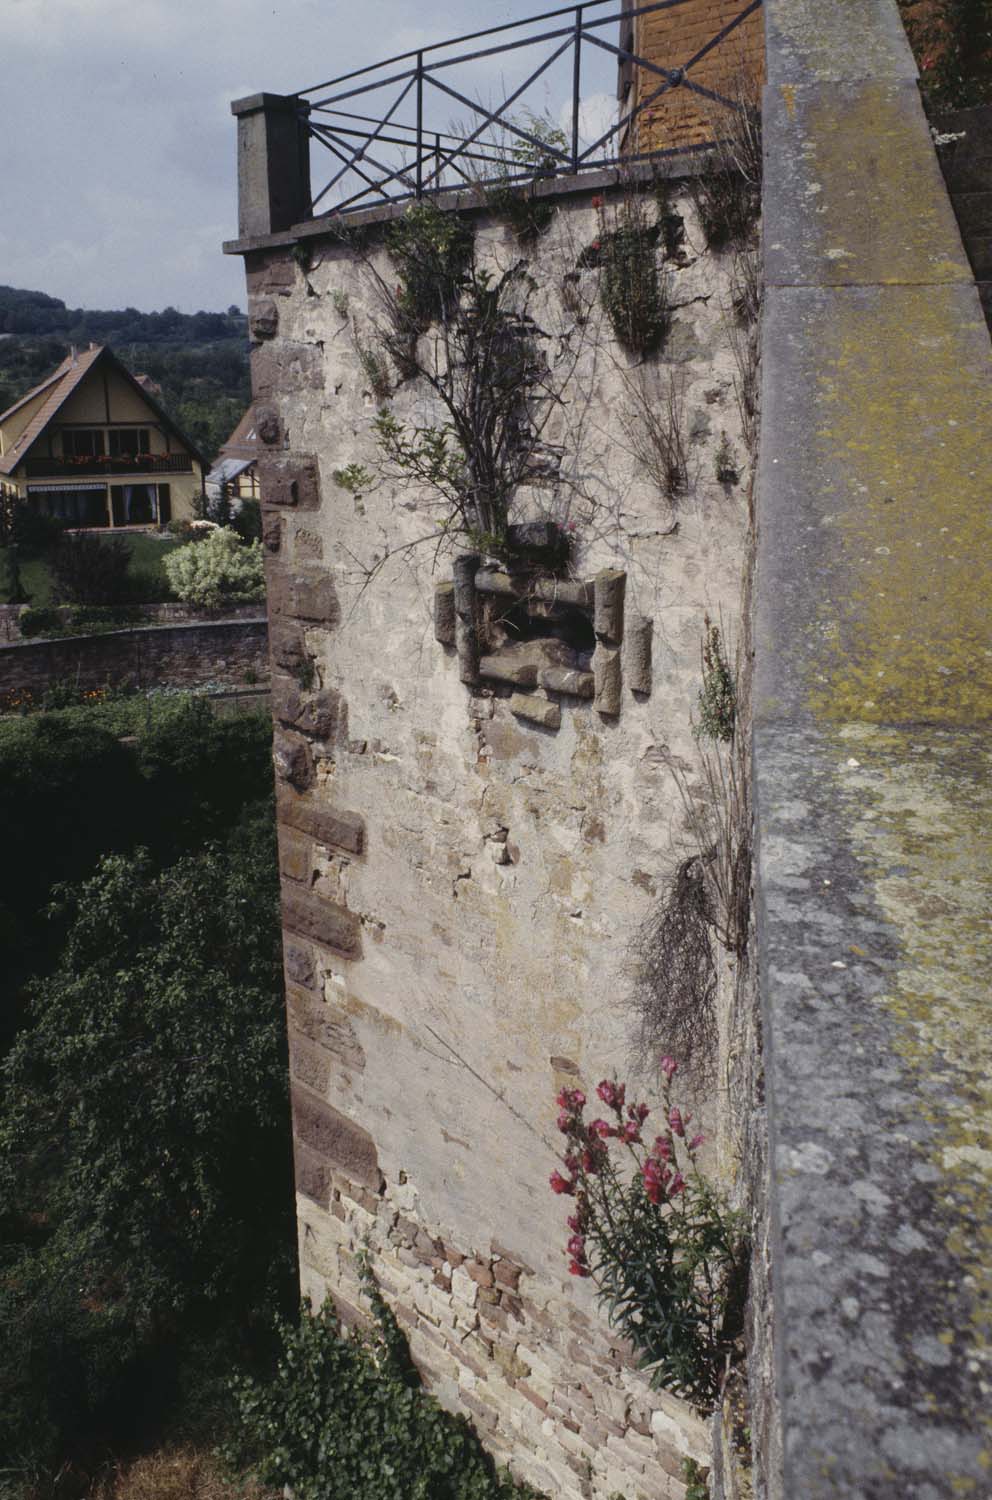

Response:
(0, 347), (103, 476)
(217, 405), (259, 461)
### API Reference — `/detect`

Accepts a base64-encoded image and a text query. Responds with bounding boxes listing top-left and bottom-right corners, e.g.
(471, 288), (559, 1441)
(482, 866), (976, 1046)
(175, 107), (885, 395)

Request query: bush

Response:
(164, 527), (265, 608)
(227, 1270), (544, 1500)
(50, 531), (132, 605)
(14, 505), (65, 554)
(18, 606), (61, 637)
(596, 197), (670, 354)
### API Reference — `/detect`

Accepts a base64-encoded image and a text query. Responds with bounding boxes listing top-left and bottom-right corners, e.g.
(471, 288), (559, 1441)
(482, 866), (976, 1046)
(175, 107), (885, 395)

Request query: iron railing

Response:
(296, 0), (761, 218)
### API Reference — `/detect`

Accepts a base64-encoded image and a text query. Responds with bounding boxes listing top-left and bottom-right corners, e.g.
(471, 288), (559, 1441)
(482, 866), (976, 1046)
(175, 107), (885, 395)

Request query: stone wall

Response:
(232, 169), (759, 1498)
(0, 617), (269, 701)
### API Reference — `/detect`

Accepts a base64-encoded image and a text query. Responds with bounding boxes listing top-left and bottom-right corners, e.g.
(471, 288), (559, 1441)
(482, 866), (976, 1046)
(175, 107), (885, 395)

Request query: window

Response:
(109, 428), (151, 457)
(61, 429), (105, 458)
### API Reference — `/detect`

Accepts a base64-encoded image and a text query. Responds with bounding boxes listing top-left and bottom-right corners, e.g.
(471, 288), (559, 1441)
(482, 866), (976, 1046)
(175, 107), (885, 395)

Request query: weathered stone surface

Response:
(273, 729), (315, 790)
(268, 565), (339, 625)
(283, 889), (361, 956)
(593, 643), (621, 716)
(531, 576), (594, 608)
(249, 296), (279, 338)
(269, 622), (306, 672)
(626, 615), (653, 695)
(262, 509), (283, 553)
(434, 581), (456, 645)
(479, 655), (538, 688)
(258, 453), (321, 509)
(593, 569), (626, 645)
(453, 553), (480, 685)
(275, 682), (346, 741)
(538, 666), (594, 698)
(290, 1034), (332, 1095)
(509, 693), (561, 730)
(253, 402), (282, 446)
(284, 941), (316, 990)
(287, 987), (366, 1071)
(291, 1086), (380, 1189)
(278, 827), (312, 883)
(279, 791), (365, 854)
(252, 340), (324, 399)
(245, 250), (297, 294)
(293, 1139), (332, 1205)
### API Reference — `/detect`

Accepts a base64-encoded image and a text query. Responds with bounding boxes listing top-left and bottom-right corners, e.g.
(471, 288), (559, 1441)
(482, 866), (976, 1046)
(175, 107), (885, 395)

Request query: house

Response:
(0, 344), (206, 529)
(205, 406), (259, 508)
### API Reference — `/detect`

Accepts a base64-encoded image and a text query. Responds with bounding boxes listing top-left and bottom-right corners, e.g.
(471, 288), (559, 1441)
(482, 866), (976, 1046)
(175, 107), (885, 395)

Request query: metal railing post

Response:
(572, 7), (583, 174)
(416, 53), (424, 198)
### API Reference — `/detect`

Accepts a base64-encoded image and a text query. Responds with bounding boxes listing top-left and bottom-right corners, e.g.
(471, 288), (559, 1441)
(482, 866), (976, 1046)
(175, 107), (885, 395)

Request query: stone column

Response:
(232, 92), (312, 238)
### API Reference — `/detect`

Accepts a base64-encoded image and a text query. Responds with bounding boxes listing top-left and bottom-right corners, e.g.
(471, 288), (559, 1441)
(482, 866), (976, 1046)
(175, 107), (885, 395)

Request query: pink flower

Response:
(596, 1080), (617, 1107)
(628, 1102), (650, 1125)
(669, 1172), (686, 1197)
(621, 1120), (642, 1145)
(591, 239), (601, 251)
(651, 1136), (673, 1160)
(566, 1211), (584, 1233)
(564, 1151), (580, 1173)
(550, 1170), (575, 1195)
(567, 1234), (586, 1258)
(591, 194), (603, 209)
(557, 1109), (574, 1133)
(590, 1118), (616, 1139)
(659, 1055), (678, 1081)
(568, 1259), (591, 1276)
(668, 1107), (685, 1138)
(556, 1087), (586, 1112)
(688, 1133), (705, 1151)
(581, 1147), (602, 1174)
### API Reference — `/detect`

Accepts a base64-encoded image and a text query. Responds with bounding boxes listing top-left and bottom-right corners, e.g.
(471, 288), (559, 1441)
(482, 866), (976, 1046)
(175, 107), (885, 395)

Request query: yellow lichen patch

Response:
(808, 286), (992, 726)
(838, 725), (992, 1414)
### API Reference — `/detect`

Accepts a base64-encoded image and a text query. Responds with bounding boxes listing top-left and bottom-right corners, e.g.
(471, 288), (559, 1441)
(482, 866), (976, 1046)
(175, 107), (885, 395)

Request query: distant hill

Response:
(0, 286), (251, 464)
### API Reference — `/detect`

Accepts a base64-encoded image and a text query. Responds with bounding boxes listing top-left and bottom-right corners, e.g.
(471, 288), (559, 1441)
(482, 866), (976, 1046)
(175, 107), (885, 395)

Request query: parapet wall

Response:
(233, 175), (757, 1498)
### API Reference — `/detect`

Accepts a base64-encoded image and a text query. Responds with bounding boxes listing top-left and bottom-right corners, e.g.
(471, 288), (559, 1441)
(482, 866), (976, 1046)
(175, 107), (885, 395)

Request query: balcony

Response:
(24, 453), (194, 479)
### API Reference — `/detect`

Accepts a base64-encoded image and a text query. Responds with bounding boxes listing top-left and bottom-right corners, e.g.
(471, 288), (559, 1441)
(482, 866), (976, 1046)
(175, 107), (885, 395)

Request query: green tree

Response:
(0, 807), (295, 1474)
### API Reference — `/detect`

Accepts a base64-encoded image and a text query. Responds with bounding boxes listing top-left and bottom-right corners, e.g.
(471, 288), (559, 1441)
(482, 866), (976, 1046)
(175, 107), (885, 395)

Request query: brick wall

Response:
(624, 0), (764, 153)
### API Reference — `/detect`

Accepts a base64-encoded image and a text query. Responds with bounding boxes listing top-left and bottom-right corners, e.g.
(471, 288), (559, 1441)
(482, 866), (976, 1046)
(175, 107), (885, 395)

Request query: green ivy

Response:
(227, 1266), (546, 1500)
(597, 200), (670, 355)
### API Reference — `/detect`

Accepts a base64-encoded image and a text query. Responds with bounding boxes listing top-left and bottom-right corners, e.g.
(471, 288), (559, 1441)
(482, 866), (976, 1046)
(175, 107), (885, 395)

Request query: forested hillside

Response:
(0, 286), (251, 462)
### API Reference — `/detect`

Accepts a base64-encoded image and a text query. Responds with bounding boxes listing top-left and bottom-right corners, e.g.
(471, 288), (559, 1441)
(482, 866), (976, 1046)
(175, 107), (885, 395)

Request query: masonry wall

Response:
(239, 181), (756, 1499)
(0, 617), (268, 702)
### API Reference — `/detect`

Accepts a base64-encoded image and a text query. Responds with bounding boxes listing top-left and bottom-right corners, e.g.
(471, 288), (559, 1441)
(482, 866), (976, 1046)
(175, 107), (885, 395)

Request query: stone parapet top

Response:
(757, 0), (992, 1495)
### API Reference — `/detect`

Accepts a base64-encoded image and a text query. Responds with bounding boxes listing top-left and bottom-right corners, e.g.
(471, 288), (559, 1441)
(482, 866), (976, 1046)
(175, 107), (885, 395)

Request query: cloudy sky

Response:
(4, 0), (618, 314)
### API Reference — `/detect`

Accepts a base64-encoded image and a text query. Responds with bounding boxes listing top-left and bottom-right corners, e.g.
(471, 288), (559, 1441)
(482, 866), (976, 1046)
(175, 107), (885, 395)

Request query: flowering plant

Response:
(550, 1057), (747, 1410)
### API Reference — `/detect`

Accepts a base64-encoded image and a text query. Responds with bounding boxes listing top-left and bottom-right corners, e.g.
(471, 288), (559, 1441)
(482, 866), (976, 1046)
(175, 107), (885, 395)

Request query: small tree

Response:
(50, 531), (132, 605)
(164, 526), (265, 608)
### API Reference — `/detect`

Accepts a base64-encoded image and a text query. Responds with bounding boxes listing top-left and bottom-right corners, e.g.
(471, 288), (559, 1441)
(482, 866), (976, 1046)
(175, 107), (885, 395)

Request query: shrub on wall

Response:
(227, 1264), (545, 1500)
(164, 526), (265, 608)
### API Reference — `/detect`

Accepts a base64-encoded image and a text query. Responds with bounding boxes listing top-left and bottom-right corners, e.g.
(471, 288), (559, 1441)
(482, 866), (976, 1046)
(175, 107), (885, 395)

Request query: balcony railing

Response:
(296, 0), (761, 219)
(24, 454), (194, 479)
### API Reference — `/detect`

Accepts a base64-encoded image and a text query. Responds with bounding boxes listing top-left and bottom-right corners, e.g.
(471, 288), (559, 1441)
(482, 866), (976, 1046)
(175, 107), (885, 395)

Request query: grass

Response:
(0, 533), (181, 607)
(0, 689), (272, 738)
(88, 1448), (278, 1500)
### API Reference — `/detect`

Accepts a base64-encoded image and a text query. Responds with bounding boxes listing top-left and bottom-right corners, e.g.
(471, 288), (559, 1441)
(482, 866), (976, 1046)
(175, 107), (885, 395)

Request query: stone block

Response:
(531, 576), (594, 608)
(245, 251), (297, 294)
(434, 581), (456, 645)
(593, 644), (622, 716)
(270, 624), (305, 672)
(538, 666), (594, 698)
(249, 296), (279, 338)
(480, 654), (538, 688)
(278, 827), (312, 883)
(594, 568), (626, 644)
(273, 729), (315, 790)
(261, 509), (283, 553)
(278, 790), (365, 854)
(258, 453), (321, 510)
(509, 693), (561, 731)
(294, 1139), (332, 1205)
(284, 942), (316, 990)
(291, 1084), (380, 1189)
(290, 1033), (332, 1095)
(252, 340), (323, 398)
(254, 403), (282, 446)
(283, 888), (361, 957)
(267, 565), (339, 625)
(626, 615), (653, 695)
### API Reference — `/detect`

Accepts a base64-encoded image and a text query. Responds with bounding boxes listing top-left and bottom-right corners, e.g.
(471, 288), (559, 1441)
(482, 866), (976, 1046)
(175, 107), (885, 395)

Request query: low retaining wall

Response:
(0, 617), (269, 700)
(0, 601), (264, 642)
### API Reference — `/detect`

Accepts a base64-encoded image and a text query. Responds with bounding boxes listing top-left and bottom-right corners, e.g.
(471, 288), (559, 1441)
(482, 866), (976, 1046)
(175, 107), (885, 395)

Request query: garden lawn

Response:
(0, 532), (181, 606)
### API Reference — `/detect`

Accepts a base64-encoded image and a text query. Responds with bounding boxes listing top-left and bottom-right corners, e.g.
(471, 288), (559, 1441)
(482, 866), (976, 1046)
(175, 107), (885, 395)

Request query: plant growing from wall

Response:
(900, 0), (992, 107)
(595, 194), (670, 354)
(369, 252), (567, 559)
(689, 86), (763, 253)
(618, 366), (690, 501)
(550, 1062), (748, 1411)
(226, 1259), (546, 1500)
(483, 112), (567, 242)
(696, 617), (736, 743)
(629, 857), (718, 1088)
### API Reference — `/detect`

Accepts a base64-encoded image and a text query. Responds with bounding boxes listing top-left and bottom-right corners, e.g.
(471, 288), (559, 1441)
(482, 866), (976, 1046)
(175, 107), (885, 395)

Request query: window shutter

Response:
(110, 486), (125, 527)
(157, 484), (171, 524)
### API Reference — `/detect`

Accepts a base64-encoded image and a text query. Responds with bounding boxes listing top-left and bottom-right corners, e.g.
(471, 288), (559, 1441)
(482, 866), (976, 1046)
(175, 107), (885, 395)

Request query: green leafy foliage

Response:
(164, 527), (265, 608)
(385, 203), (475, 333)
(49, 531), (133, 605)
(0, 802), (294, 1480)
(901, 0), (992, 107)
(551, 1068), (748, 1412)
(227, 1268), (545, 1500)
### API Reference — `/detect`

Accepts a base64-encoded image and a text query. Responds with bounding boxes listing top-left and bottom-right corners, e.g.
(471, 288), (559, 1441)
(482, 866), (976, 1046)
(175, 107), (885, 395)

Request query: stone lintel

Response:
(508, 693), (561, 730)
(279, 790), (365, 854)
(291, 1086), (380, 1191)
